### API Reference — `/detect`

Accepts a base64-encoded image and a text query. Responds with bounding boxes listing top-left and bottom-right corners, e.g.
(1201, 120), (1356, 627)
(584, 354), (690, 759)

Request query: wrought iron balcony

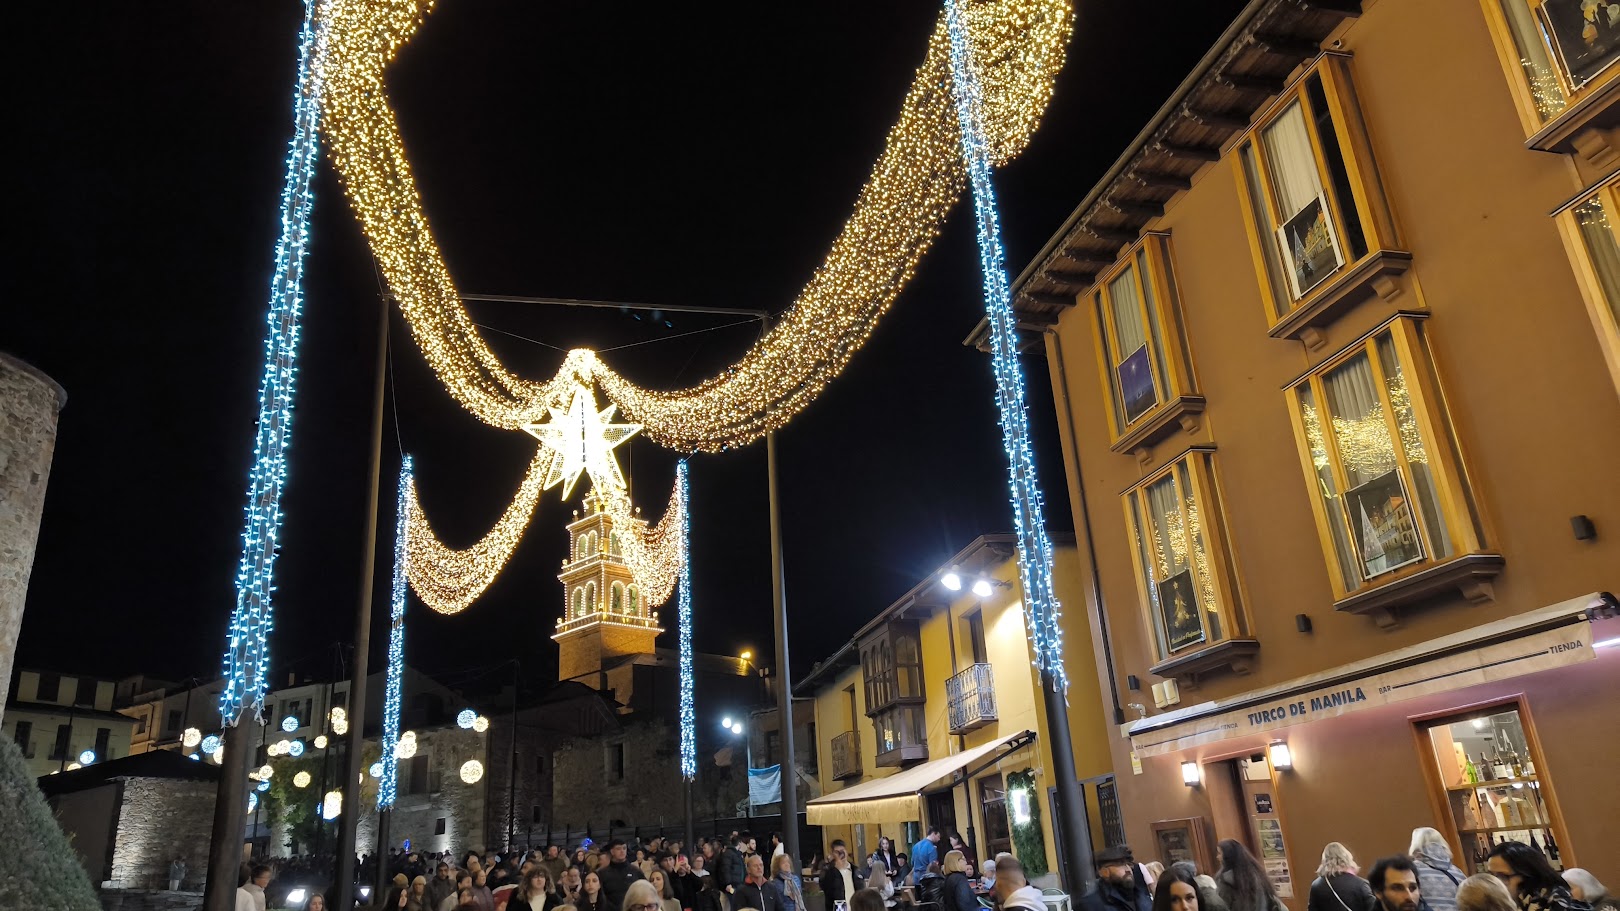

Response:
(830, 730), (862, 780)
(946, 663), (997, 734)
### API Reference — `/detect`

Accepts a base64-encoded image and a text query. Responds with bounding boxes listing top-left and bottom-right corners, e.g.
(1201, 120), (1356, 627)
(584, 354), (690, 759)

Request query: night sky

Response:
(8, 1), (1248, 698)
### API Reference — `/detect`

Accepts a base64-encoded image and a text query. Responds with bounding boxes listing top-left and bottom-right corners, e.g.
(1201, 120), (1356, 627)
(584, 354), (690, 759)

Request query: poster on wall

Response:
(1155, 826), (1195, 866)
(1539, 0), (1620, 90)
(1345, 469), (1423, 579)
(1118, 344), (1158, 425)
(1158, 569), (1206, 654)
(1257, 819), (1292, 899)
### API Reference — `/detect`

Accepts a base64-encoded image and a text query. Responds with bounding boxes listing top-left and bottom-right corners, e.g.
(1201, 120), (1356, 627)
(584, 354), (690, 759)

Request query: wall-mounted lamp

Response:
(1268, 741), (1294, 771)
(1181, 761), (1202, 787)
(942, 568), (963, 592)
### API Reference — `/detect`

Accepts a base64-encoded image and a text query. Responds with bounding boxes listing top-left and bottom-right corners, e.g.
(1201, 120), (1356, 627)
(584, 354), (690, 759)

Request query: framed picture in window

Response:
(1344, 469), (1424, 579)
(1118, 344), (1157, 425)
(1275, 194), (1344, 299)
(1150, 818), (1214, 875)
(1156, 569), (1205, 653)
(1539, 0), (1620, 91)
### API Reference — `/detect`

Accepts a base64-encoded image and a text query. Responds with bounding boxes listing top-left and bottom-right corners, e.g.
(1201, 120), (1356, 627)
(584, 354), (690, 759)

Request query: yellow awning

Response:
(805, 730), (1034, 826)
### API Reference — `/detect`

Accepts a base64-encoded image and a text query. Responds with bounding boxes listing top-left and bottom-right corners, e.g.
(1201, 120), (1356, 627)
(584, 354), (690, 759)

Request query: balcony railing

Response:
(946, 663), (997, 734)
(830, 730), (861, 780)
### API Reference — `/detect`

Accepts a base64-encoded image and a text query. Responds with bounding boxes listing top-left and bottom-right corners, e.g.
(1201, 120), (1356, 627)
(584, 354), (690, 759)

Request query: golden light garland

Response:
(315, 0), (1073, 452)
(404, 443), (686, 614)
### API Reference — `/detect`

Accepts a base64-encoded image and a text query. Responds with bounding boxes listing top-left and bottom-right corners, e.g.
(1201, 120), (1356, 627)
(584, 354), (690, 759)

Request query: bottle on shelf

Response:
(1465, 754), (1480, 784)
(1529, 832), (1543, 854)
(1546, 829), (1560, 861)
(1491, 749), (1512, 780)
(1482, 752), (1500, 781)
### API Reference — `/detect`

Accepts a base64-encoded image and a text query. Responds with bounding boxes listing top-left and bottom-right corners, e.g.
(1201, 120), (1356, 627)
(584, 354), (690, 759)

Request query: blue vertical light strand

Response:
(219, 0), (326, 723)
(378, 456), (413, 810)
(677, 460), (696, 780)
(943, 0), (1069, 691)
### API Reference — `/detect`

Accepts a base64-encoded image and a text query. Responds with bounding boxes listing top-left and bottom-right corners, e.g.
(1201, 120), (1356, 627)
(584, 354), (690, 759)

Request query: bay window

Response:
(1479, 0), (1620, 149)
(1091, 233), (1203, 453)
(1553, 176), (1620, 395)
(1122, 449), (1255, 679)
(1285, 317), (1500, 621)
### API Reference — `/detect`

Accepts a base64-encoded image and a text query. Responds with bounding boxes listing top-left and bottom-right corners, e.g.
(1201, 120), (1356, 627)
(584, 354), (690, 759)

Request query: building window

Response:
(627, 585), (640, 615)
(531, 805), (543, 824)
(50, 724), (71, 761)
(36, 673), (61, 702)
(436, 817), (448, 835)
(134, 715), (147, 736)
(966, 611), (988, 665)
(12, 721), (31, 753)
(404, 755), (430, 795)
(611, 581), (625, 614)
(871, 705), (927, 766)
(765, 730), (781, 766)
(1090, 233), (1202, 451)
(1555, 179), (1620, 395)
(573, 587), (586, 618)
(1235, 55), (1403, 336)
(1481, 0), (1620, 130)
(585, 582), (596, 613)
(74, 678), (97, 707)
(95, 728), (111, 760)
(609, 532), (622, 557)
(608, 743), (625, 782)
(806, 722), (818, 775)
(979, 774), (1012, 858)
(1286, 317), (1492, 606)
(1123, 449), (1249, 670)
(166, 709), (182, 735)
(860, 620), (927, 765)
(1415, 700), (1567, 874)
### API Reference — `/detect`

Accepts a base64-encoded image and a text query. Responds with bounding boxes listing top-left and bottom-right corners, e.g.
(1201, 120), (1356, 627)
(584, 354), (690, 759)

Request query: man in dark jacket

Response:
(718, 832), (752, 896)
(820, 841), (864, 908)
(1076, 845), (1152, 911)
(601, 838), (646, 911)
(426, 861), (458, 911)
(734, 854), (781, 911)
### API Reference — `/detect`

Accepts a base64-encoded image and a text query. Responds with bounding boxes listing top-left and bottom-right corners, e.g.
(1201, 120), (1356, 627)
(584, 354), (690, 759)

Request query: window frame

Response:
(1478, 0), (1620, 143)
(1552, 172), (1620, 396)
(1233, 53), (1407, 340)
(1283, 315), (1494, 610)
(1120, 448), (1252, 674)
(1088, 232), (1203, 453)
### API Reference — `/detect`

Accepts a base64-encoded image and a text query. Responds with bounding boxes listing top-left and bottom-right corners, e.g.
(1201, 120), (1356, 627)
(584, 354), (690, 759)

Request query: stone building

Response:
(38, 749), (220, 890)
(0, 353), (66, 711)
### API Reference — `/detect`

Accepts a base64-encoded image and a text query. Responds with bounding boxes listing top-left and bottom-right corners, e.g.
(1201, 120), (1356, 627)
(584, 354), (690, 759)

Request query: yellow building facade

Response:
(800, 536), (1112, 888)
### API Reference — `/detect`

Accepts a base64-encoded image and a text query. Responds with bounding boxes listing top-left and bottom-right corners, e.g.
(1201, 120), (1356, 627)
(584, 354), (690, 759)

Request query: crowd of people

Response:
(1057, 828), (1610, 911)
(222, 825), (1611, 911)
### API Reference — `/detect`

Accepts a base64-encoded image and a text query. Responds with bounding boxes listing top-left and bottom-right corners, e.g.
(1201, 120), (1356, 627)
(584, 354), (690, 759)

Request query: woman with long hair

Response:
(867, 861), (896, 905)
(1456, 875), (1519, 911)
(648, 870), (681, 911)
(771, 853), (805, 911)
(941, 851), (978, 911)
(1486, 843), (1588, 911)
(578, 871), (607, 911)
(851, 889), (888, 911)
(870, 837), (899, 878)
(1307, 843), (1374, 911)
(1410, 828), (1468, 911)
(1153, 867), (1203, 911)
(1217, 839), (1282, 911)
(519, 869), (560, 911)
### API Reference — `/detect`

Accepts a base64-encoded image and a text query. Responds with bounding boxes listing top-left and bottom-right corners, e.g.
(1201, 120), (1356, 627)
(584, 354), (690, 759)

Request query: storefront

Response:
(1113, 593), (1618, 899)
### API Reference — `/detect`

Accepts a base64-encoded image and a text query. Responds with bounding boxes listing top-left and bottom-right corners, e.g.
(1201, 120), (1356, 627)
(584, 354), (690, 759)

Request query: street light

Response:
(971, 578), (994, 598)
(722, 715), (754, 818)
(941, 568), (963, 591)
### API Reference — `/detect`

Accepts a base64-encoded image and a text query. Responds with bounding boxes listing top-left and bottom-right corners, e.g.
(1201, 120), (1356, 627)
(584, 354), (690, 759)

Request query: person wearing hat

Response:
(1078, 846), (1153, 911)
(601, 838), (647, 911)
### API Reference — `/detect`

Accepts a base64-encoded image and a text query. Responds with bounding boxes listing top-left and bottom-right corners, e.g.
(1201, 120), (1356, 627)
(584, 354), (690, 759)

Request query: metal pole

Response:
(684, 780), (695, 861)
(508, 660), (519, 853)
(743, 730), (754, 819)
(1042, 676), (1094, 892)
(334, 295), (390, 910)
(203, 709), (255, 911)
(766, 430), (799, 870)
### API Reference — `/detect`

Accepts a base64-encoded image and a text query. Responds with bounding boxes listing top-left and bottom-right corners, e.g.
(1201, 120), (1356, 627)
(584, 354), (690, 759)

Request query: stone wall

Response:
(550, 718), (746, 830)
(0, 353), (66, 711)
(481, 716), (553, 852)
(358, 726), (487, 858)
(109, 778), (217, 890)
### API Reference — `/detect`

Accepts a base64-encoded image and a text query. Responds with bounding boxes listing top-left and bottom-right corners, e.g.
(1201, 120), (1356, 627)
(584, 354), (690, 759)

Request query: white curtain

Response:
(1323, 352), (1393, 486)
(1108, 264), (1148, 357)
(1146, 474), (1186, 580)
(1578, 196), (1620, 323)
(1262, 102), (1323, 219)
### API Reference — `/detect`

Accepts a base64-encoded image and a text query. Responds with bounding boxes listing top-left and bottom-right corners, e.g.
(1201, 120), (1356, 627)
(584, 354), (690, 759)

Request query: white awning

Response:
(1126, 592), (1607, 757)
(805, 730), (1034, 826)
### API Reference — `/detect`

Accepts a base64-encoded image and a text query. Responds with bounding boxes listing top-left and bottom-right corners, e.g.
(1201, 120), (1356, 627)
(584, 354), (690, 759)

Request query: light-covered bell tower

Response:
(553, 492), (663, 683)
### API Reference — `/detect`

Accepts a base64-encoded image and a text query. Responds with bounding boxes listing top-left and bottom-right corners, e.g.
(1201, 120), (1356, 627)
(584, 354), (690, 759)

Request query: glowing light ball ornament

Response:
(78, 750), (96, 765)
(281, 716), (300, 732)
(257, 780), (271, 792)
(294, 770), (312, 788)
(456, 709), (477, 730)
(257, 764), (274, 780)
(288, 739), (306, 757)
(369, 762), (384, 779)
(202, 735), (222, 755)
(472, 715), (489, 734)
(274, 740), (291, 755)
(395, 731), (417, 759)
(322, 791), (342, 820)
(248, 794), (258, 813)
(330, 707), (348, 735)
(182, 728), (202, 748)
(314, 735), (327, 749)
(460, 760), (484, 784)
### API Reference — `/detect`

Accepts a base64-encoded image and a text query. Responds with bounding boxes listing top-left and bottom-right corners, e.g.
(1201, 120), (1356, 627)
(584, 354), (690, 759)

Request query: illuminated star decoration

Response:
(523, 384), (641, 499)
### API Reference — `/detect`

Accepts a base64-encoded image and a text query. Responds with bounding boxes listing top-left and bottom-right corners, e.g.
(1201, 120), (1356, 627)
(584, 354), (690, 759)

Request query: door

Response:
(979, 774), (1012, 859)
(1212, 756), (1296, 905)
(926, 789), (958, 844)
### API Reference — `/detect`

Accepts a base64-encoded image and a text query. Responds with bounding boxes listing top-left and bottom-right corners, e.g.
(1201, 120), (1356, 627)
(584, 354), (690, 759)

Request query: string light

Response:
(379, 457), (411, 811)
(369, 761), (384, 779)
(219, 0), (325, 723)
(677, 461), (696, 781)
(944, 0), (1067, 690)
(314, 0), (1072, 453)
